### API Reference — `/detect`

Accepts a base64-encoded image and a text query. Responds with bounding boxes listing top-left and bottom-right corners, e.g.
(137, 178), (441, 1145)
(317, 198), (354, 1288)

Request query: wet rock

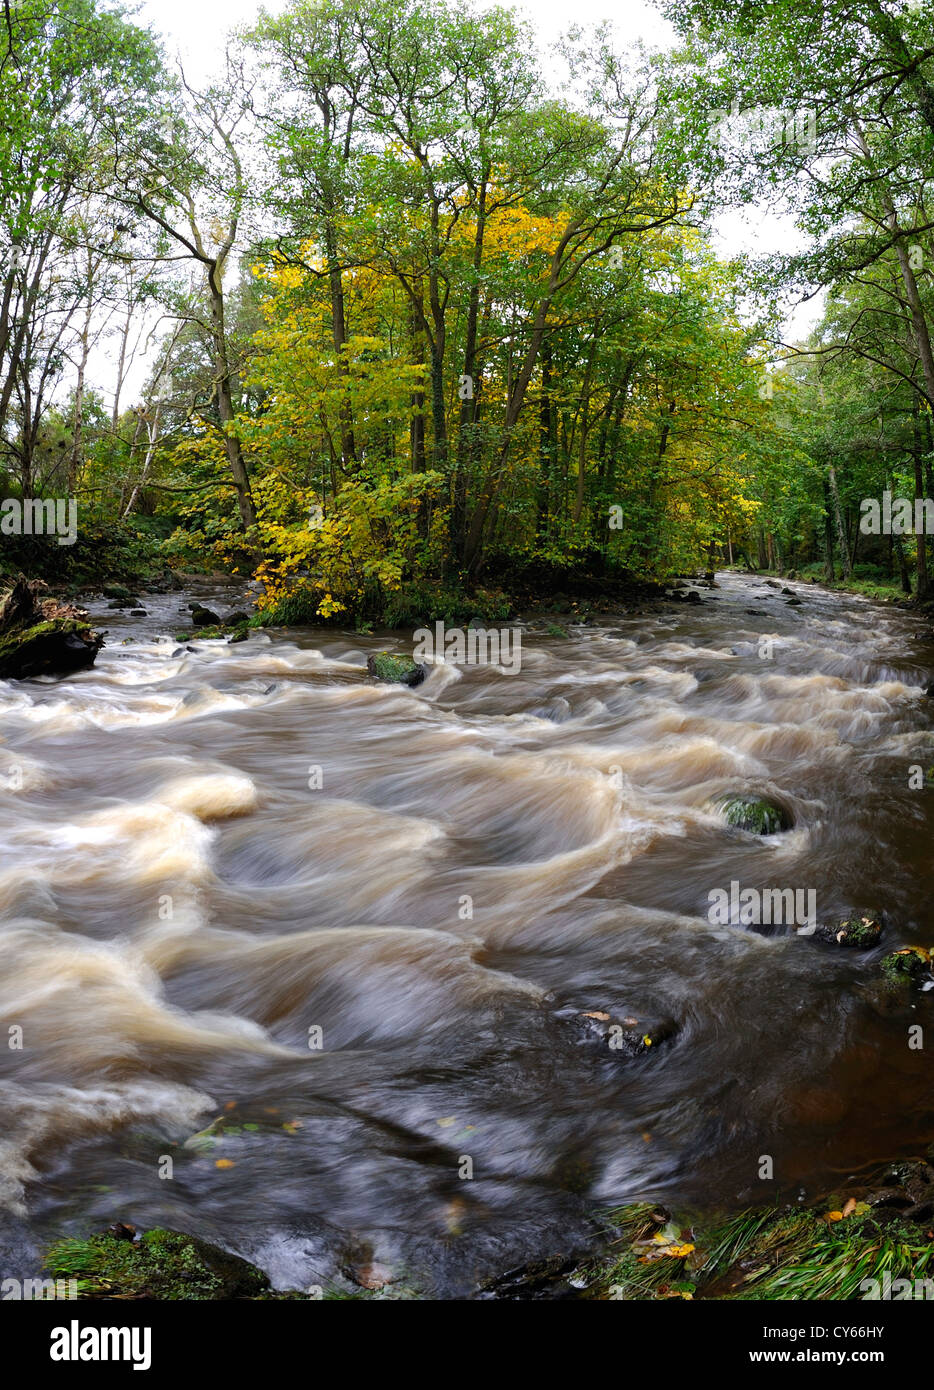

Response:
(107, 599), (132, 609)
(684, 590), (702, 604)
(814, 909), (885, 949)
(0, 578), (103, 680)
(129, 608), (147, 616)
(924, 682), (934, 697)
(191, 606), (221, 627)
(786, 598), (803, 607)
(716, 793), (792, 834)
(781, 586), (794, 595)
(102, 584), (134, 600)
(879, 945), (932, 986)
(366, 652), (428, 686)
(228, 629), (249, 644)
(226, 611), (250, 625)
(553, 1006), (677, 1056)
(765, 579), (781, 589)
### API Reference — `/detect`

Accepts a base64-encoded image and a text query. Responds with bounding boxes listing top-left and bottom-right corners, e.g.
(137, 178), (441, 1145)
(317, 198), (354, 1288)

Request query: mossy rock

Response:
(0, 618), (103, 679)
(102, 584), (133, 600)
(191, 606), (221, 627)
(546, 624), (569, 637)
(716, 794), (791, 835)
(43, 1228), (270, 1300)
(366, 652), (427, 686)
(816, 910), (885, 949)
(880, 946), (932, 987)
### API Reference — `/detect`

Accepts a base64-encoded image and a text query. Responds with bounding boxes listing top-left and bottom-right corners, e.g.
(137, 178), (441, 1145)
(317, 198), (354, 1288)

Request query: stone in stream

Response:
(879, 945), (932, 985)
(813, 909), (885, 949)
(684, 589), (702, 604)
(129, 608), (147, 616)
(715, 793), (792, 834)
(553, 1005), (678, 1056)
(226, 610), (250, 625)
(786, 597), (803, 607)
(367, 651), (428, 686)
(0, 577), (103, 680)
(191, 606), (221, 627)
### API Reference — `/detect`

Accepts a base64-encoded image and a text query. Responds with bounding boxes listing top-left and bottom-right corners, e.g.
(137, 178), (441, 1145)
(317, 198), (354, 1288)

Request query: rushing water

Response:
(2, 573), (934, 1296)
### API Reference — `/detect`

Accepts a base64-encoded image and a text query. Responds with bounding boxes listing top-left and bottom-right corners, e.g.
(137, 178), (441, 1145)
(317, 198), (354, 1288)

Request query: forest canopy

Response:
(1, 0), (932, 620)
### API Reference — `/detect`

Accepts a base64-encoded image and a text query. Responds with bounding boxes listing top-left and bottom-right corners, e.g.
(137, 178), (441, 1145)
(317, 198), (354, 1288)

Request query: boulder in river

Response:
(0, 577), (102, 680)
(191, 606), (221, 626)
(879, 945), (932, 986)
(367, 652), (428, 686)
(716, 792), (792, 834)
(814, 909), (885, 949)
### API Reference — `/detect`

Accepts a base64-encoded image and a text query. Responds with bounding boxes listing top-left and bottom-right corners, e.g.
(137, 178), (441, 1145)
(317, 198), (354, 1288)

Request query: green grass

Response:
(585, 1201), (934, 1300)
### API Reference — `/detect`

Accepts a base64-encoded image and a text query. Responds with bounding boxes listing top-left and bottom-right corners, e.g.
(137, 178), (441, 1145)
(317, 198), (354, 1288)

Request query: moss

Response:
(827, 911), (884, 949)
(717, 794), (791, 835)
(0, 618), (102, 679)
(880, 947), (931, 986)
(546, 624), (569, 637)
(43, 1229), (269, 1300)
(366, 651), (427, 686)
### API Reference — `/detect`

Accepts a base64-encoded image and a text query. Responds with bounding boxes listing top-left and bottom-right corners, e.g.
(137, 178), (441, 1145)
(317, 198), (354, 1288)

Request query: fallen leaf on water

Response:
(353, 1263), (393, 1290)
(437, 1117), (457, 1128)
(215, 1159), (235, 1169)
(581, 1011), (610, 1021)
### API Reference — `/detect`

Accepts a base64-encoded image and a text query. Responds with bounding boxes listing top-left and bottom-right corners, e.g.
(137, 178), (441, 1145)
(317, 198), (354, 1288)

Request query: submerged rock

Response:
(716, 793), (792, 834)
(0, 577), (102, 680)
(366, 652), (428, 686)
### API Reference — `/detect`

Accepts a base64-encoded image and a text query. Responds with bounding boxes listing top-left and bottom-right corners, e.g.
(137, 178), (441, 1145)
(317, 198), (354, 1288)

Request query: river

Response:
(1, 573), (933, 1296)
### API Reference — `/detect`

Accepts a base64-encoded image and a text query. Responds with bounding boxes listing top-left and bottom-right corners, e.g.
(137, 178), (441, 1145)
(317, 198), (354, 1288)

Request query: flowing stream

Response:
(2, 573), (934, 1295)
